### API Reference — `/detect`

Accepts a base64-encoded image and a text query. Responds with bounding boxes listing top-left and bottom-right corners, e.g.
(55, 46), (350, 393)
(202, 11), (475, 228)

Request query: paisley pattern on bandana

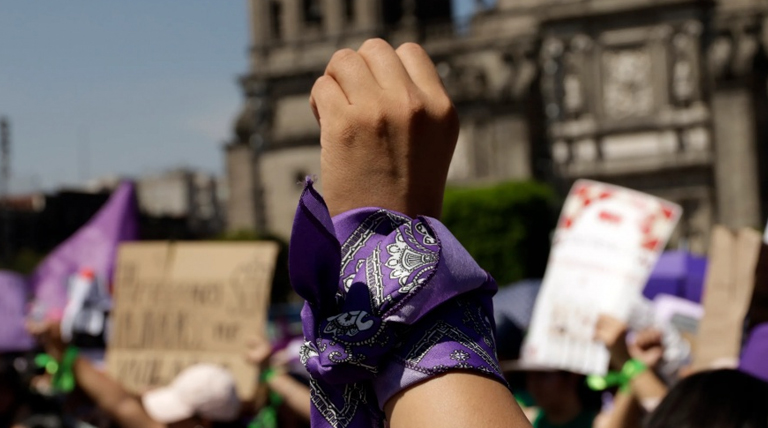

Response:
(289, 179), (505, 428)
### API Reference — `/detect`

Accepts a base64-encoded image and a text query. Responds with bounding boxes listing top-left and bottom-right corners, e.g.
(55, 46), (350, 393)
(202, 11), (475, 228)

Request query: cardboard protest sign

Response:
(692, 227), (761, 371)
(106, 242), (279, 398)
(523, 180), (681, 375)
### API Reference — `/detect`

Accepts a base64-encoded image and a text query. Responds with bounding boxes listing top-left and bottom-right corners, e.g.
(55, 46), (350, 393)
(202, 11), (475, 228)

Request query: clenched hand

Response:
(310, 39), (458, 219)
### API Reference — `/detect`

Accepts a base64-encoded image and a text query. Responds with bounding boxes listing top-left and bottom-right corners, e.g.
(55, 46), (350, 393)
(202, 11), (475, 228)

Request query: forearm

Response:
(385, 373), (531, 428)
(267, 374), (311, 421)
(628, 371), (666, 411)
(72, 357), (160, 428)
(601, 391), (642, 428)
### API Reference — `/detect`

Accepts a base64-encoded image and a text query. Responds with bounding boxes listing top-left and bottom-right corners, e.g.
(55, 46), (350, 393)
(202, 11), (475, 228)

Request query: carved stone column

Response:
(248, 0), (272, 50)
(355, 0), (379, 32)
(322, 0), (344, 36)
(709, 20), (763, 229)
(281, 0), (303, 42)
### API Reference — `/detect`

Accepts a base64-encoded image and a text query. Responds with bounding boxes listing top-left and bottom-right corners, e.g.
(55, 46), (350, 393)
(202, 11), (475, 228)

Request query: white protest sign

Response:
(522, 180), (681, 375)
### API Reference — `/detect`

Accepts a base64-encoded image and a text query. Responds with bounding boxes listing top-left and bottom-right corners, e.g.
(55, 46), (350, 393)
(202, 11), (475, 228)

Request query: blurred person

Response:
(524, 370), (601, 428)
(27, 321), (244, 428)
(245, 336), (310, 426)
(292, 38), (531, 427)
(0, 354), (81, 428)
(594, 315), (668, 408)
(645, 369), (768, 428)
(593, 316), (673, 428)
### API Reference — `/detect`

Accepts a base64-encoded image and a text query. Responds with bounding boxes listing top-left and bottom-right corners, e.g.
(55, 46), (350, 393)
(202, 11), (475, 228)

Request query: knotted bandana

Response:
(289, 179), (505, 428)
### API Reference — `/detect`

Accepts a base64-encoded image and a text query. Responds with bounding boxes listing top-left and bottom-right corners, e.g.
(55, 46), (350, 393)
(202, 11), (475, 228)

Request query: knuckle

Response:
(329, 48), (357, 68)
(433, 96), (455, 119)
(359, 38), (391, 53)
(396, 42), (425, 57)
(364, 107), (389, 130)
(310, 76), (327, 98)
(404, 96), (427, 118)
(313, 75), (333, 90)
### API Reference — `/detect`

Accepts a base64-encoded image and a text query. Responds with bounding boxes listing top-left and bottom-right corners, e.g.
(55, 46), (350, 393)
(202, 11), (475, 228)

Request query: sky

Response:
(0, 0), (483, 194)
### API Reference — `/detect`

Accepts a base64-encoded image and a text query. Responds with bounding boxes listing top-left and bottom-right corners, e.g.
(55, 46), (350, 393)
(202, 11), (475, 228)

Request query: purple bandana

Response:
(290, 179), (505, 428)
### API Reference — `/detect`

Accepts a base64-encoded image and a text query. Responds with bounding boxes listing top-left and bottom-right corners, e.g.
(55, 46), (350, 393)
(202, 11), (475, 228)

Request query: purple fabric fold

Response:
(289, 179), (504, 428)
(0, 271), (35, 352)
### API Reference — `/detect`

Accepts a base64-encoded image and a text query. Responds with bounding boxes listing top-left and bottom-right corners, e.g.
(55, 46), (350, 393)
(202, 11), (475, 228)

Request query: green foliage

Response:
(217, 230), (294, 305)
(442, 181), (558, 286)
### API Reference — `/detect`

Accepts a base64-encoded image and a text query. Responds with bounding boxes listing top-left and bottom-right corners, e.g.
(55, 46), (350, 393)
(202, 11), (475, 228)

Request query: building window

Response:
(303, 0), (323, 25)
(344, 0), (355, 23)
(269, 1), (282, 39)
(415, 0), (452, 24)
(382, 0), (403, 26)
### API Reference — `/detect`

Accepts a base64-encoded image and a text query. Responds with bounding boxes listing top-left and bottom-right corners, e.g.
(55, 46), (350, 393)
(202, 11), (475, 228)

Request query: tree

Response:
(442, 181), (558, 286)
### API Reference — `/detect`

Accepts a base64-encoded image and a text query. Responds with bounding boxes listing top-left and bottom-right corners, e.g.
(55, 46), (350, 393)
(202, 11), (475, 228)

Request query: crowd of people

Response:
(2, 39), (768, 428)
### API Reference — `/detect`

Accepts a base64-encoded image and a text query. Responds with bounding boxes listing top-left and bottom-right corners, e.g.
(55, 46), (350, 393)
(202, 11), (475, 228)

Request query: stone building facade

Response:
(225, 0), (768, 254)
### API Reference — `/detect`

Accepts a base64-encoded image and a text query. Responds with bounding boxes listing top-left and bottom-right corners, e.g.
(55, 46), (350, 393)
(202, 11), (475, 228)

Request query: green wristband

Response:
(36, 346), (79, 393)
(260, 367), (277, 384)
(621, 359), (647, 379)
(586, 359), (647, 392)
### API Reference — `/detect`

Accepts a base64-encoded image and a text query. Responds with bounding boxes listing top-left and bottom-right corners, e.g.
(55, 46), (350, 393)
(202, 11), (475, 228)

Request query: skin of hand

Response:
(310, 39), (530, 428)
(26, 321), (178, 428)
(26, 320), (66, 360)
(245, 336), (312, 422)
(595, 316), (668, 409)
(594, 314), (632, 369)
(245, 335), (273, 373)
(628, 329), (664, 369)
(309, 38), (459, 219)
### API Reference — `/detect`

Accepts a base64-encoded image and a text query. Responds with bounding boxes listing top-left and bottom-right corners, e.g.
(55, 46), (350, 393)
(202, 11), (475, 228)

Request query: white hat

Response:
(141, 364), (240, 423)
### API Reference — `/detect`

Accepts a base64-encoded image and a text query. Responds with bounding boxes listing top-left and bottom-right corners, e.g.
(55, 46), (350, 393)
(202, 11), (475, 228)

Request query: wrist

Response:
(36, 345), (79, 393)
(587, 358), (647, 392)
(260, 367), (282, 385)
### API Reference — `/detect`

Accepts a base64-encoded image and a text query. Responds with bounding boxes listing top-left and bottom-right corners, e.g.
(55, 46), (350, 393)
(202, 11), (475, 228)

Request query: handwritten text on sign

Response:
(106, 242), (278, 398)
(523, 180), (681, 375)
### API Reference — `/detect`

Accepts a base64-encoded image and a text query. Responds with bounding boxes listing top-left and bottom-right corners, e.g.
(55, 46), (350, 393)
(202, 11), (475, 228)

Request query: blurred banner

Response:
(106, 242), (279, 399)
(644, 251), (707, 303)
(30, 182), (138, 319)
(692, 227), (762, 371)
(0, 271), (35, 352)
(523, 180), (681, 375)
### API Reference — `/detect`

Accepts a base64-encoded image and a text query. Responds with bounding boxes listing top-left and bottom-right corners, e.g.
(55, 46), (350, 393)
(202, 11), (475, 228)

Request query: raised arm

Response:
(595, 316), (668, 409)
(28, 321), (163, 428)
(307, 38), (530, 428)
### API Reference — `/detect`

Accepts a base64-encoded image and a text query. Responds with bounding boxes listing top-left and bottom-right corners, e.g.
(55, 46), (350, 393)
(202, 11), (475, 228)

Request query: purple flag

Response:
(740, 323), (768, 382)
(0, 271), (35, 352)
(644, 251), (708, 303)
(30, 182), (138, 319)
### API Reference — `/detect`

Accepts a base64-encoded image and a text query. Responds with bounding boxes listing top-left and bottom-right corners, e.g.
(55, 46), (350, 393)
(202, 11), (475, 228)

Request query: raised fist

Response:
(310, 39), (458, 219)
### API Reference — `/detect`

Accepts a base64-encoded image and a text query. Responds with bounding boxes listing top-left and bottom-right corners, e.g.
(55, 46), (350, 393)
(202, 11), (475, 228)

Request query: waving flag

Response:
(30, 182), (138, 319)
(0, 271), (35, 351)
